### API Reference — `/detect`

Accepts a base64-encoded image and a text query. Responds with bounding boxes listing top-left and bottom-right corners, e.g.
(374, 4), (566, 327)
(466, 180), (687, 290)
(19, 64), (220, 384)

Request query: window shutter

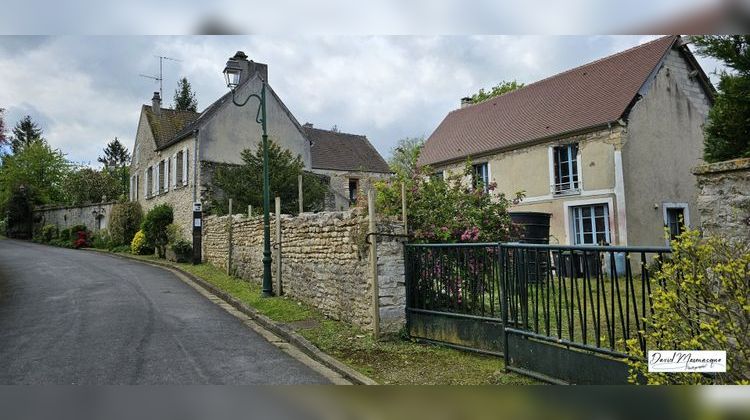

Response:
(155, 163), (160, 195)
(172, 153), (178, 187)
(144, 169), (149, 199)
(183, 147), (189, 186)
(130, 176), (134, 201)
(164, 158), (170, 192)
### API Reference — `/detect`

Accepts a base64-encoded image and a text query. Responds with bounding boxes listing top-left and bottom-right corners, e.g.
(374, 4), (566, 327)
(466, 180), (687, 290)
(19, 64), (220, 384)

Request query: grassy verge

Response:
(120, 252), (535, 385)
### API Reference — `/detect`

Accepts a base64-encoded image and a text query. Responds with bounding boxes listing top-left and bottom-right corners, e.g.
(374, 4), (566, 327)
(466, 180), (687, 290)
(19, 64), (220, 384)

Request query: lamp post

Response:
(223, 56), (274, 297)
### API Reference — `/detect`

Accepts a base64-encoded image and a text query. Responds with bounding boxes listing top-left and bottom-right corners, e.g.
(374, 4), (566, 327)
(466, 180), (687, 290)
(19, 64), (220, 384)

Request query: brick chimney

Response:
(231, 51), (268, 84)
(460, 97), (473, 109)
(152, 92), (162, 115)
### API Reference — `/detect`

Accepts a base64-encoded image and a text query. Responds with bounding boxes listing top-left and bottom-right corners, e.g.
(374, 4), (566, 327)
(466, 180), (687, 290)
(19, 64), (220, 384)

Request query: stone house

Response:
(129, 51), (390, 240)
(420, 36), (715, 246)
(305, 123), (391, 210)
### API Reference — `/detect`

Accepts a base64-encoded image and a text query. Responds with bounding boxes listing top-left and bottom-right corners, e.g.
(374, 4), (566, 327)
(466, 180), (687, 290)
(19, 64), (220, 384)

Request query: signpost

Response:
(192, 201), (202, 264)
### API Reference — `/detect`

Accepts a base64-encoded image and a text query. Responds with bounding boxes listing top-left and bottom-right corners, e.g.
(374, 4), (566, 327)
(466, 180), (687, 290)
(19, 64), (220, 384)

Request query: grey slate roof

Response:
(306, 127), (391, 173)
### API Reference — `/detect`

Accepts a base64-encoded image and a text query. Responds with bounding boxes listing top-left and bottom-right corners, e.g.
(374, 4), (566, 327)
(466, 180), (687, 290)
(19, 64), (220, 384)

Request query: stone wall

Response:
(693, 158), (750, 244)
(33, 201), (117, 233)
(202, 208), (406, 332)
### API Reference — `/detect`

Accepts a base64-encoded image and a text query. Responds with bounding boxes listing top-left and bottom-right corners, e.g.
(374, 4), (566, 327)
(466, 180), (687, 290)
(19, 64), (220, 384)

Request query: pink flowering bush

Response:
(376, 160), (523, 243)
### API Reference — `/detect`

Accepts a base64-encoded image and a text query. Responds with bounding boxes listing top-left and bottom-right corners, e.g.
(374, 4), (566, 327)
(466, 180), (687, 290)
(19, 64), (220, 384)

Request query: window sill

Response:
(553, 189), (581, 197)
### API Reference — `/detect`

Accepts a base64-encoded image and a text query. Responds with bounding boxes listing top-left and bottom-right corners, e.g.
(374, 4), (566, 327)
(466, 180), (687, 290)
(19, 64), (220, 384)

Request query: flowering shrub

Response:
(376, 161), (523, 243)
(130, 230), (153, 255)
(73, 230), (88, 249)
(626, 229), (750, 384)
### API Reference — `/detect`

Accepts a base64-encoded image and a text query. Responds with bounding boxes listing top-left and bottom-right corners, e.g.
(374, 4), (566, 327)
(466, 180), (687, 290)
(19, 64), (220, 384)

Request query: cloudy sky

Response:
(0, 35), (724, 166)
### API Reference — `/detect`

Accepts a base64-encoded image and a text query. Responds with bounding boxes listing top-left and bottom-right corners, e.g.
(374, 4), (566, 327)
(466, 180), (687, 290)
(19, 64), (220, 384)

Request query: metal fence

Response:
(403, 241), (673, 384)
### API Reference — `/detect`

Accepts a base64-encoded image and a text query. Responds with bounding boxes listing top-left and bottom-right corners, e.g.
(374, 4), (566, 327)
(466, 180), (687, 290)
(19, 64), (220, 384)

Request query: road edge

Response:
(87, 249), (378, 385)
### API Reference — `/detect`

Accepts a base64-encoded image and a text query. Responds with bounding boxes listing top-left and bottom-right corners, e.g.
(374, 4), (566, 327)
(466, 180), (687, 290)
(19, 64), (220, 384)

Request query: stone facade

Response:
(202, 208), (406, 332)
(33, 201), (117, 233)
(310, 168), (390, 211)
(693, 158), (750, 245)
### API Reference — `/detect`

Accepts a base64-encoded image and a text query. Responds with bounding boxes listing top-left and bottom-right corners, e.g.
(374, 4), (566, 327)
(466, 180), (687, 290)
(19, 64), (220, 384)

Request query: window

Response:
(146, 166), (153, 197)
(665, 207), (686, 240)
(176, 151), (184, 185)
(472, 162), (489, 192)
(571, 203), (610, 245)
(158, 160), (165, 194)
(553, 143), (579, 193)
(432, 171), (444, 181)
(348, 178), (359, 205)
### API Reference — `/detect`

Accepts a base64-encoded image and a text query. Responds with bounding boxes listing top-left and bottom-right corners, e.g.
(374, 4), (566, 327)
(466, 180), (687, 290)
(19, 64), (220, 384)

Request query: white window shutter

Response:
(155, 163), (160, 195)
(144, 169), (149, 199)
(172, 153), (177, 187)
(130, 176), (134, 201)
(164, 158), (170, 192)
(183, 147), (189, 186)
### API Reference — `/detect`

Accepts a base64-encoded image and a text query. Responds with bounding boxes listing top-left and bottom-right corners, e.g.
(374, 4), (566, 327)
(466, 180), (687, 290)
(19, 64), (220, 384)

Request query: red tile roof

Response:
(306, 126), (391, 173)
(419, 36), (678, 166)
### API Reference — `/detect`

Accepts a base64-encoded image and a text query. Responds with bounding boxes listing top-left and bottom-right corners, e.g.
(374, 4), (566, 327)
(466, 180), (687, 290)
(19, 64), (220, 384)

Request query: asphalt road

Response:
(0, 239), (331, 384)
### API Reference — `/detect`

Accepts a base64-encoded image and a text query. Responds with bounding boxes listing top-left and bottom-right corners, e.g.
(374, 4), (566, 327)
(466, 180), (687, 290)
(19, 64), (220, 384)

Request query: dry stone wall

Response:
(693, 158), (750, 245)
(33, 201), (117, 233)
(202, 208), (406, 332)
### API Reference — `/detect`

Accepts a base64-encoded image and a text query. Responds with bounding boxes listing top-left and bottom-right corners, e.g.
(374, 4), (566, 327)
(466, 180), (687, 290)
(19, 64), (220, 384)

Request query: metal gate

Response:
(404, 242), (671, 384)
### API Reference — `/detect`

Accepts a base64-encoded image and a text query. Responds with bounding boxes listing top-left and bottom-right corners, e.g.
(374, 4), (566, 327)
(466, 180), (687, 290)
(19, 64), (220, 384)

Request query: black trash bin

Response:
(509, 212), (552, 283)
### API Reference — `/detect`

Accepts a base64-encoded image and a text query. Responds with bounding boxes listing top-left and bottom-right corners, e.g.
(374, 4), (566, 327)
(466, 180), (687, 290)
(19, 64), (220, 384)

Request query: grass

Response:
(120, 252), (535, 385)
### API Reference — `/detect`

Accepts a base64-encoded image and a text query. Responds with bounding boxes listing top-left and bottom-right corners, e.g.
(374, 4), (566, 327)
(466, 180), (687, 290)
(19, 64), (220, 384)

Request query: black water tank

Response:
(509, 212), (551, 244)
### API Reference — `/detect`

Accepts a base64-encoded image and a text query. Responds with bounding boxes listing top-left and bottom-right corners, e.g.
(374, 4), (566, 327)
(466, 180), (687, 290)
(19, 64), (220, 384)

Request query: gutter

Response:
(193, 129), (199, 202)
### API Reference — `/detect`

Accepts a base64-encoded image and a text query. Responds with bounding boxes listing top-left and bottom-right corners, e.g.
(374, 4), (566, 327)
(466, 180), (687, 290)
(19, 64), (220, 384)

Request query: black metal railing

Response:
(499, 243), (671, 355)
(405, 243), (501, 319)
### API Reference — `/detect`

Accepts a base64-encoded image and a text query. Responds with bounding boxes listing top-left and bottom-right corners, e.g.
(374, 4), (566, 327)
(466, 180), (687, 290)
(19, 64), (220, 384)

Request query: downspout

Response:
(193, 129), (199, 202)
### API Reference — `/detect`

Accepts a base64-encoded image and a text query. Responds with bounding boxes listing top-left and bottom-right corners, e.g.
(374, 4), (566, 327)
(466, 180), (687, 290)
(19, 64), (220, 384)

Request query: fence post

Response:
(298, 174), (304, 214)
(227, 198), (232, 276)
(401, 181), (408, 234)
(368, 189), (380, 339)
(275, 196), (282, 296)
(248, 205), (252, 218)
(227, 198), (233, 275)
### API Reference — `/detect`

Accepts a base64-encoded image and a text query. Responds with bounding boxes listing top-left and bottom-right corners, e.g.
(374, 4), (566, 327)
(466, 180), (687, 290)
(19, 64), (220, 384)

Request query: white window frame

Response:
(182, 147), (189, 186)
(563, 198), (616, 245)
(662, 202), (690, 245)
(472, 162), (490, 192)
(550, 143), (580, 194)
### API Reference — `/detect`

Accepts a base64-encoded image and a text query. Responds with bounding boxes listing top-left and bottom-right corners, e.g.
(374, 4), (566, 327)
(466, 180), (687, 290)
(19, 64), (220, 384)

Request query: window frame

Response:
(348, 178), (359, 205)
(551, 143), (580, 194)
(662, 202), (689, 245)
(570, 202), (611, 245)
(472, 162), (489, 192)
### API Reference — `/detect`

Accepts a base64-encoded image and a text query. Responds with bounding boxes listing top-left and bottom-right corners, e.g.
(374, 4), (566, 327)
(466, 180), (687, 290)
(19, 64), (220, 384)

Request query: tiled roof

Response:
(306, 126), (391, 173)
(419, 36), (679, 166)
(143, 106), (200, 149)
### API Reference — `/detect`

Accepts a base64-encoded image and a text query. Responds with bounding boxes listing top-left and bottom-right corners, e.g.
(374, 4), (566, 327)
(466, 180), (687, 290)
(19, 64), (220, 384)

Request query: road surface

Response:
(0, 239), (332, 384)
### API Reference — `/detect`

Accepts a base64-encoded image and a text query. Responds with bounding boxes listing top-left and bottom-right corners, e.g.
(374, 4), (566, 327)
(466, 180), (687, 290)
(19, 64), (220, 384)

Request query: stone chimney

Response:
(460, 97), (473, 109)
(303, 122), (313, 128)
(231, 51), (269, 85)
(152, 92), (162, 115)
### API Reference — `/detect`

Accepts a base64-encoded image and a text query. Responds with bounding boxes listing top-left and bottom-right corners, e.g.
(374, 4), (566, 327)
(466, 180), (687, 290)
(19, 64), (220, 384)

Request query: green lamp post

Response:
(223, 56), (274, 297)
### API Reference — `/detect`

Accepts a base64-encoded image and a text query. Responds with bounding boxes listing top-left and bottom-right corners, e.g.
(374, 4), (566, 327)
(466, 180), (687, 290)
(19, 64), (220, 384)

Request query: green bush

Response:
(627, 229), (750, 384)
(170, 239), (193, 263)
(130, 230), (153, 255)
(59, 228), (71, 241)
(41, 224), (58, 242)
(90, 229), (112, 249)
(70, 224), (87, 234)
(109, 202), (143, 246)
(166, 223), (184, 244)
(141, 204), (173, 258)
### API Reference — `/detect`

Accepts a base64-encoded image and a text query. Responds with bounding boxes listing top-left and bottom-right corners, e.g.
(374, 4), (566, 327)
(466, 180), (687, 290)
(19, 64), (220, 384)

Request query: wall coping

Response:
(33, 201), (118, 212)
(693, 157), (750, 175)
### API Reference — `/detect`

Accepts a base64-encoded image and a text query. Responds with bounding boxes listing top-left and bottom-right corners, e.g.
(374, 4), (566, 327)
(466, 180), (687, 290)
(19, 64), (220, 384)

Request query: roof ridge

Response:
(305, 126), (367, 138)
(463, 35), (676, 111)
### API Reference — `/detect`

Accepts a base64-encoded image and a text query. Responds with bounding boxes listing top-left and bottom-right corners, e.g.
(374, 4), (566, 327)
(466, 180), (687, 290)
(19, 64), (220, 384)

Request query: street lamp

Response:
(223, 55), (274, 297)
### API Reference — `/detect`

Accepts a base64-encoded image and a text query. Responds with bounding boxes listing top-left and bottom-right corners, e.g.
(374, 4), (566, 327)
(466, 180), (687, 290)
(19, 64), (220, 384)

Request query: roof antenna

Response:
(140, 55), (182, 99)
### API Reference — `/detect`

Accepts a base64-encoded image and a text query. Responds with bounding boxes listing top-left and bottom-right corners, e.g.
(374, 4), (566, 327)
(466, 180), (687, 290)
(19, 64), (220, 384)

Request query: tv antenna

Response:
(139, 55), (182, 99)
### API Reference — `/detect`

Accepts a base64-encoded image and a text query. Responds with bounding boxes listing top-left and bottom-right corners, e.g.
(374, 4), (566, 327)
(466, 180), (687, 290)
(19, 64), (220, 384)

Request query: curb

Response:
(88, 249), (377, 385)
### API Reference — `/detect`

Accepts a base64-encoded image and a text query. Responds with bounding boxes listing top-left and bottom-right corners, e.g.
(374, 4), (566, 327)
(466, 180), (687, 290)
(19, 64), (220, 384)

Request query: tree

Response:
(10, 115), (44, 153)
(0, 141), (69, 208)
(691, 36), (750, 162)
(62, 167), (124, 205)
(470, 80), (525, 104)
(0, 108), (7, 148)
(97, 137), (130, 168)
(212, 140), (327, 215)
(173, 77), (198, 112)
(141, 203), (173, 258)
(388, 136), (424, 180)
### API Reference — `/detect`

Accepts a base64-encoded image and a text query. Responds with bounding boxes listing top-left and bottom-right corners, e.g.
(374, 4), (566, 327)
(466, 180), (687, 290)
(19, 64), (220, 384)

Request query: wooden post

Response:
(248, 205), (252, 218)
(227, 198), (233, 275)
(401, 181), (408, 234)
(298, 174), (304, 214)
(368, 189), (380, 339)
(275, 196), (282, 296)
